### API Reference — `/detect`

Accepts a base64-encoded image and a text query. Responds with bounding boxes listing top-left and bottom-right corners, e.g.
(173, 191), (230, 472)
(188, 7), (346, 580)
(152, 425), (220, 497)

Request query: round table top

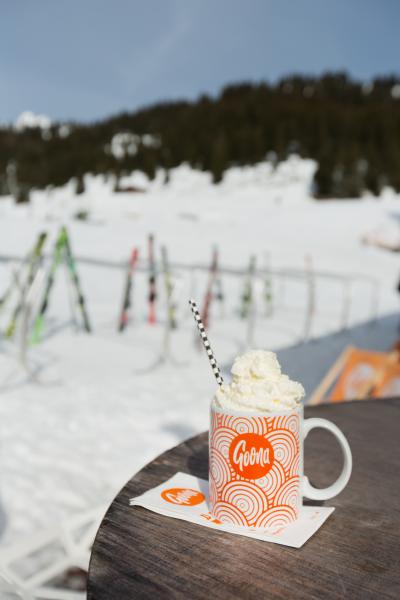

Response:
(87, 399), (400, 599)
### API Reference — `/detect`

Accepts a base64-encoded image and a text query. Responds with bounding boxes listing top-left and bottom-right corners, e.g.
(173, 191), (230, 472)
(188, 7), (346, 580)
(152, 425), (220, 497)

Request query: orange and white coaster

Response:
(129, 472), (334, 549)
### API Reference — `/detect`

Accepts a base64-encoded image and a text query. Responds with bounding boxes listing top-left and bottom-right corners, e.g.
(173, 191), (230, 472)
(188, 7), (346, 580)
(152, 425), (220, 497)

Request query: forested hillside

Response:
(1, 72), (400, 200)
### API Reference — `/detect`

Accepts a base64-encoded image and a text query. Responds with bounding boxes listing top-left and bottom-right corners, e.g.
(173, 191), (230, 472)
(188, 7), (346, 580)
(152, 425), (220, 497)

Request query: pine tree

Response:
(75, 175), (85, 195)
(2, 73), (400, 199)
(211, 133), (228, 183)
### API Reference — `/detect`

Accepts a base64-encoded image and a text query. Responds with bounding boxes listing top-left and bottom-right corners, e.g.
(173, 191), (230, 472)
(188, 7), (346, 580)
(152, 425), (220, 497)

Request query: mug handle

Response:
(302, 418), (352, 501)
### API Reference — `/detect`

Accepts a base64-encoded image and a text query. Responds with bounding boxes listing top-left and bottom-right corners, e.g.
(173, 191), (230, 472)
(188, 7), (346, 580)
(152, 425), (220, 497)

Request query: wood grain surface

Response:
(87, 399), (400, 599)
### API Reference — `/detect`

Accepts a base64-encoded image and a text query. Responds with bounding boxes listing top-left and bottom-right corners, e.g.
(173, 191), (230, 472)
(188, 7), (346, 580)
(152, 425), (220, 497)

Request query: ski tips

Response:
(188, 298), (224, 387)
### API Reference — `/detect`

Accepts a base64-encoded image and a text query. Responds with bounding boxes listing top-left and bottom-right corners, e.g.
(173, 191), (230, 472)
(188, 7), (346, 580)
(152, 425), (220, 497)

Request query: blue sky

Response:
(1, 0), (398, 123)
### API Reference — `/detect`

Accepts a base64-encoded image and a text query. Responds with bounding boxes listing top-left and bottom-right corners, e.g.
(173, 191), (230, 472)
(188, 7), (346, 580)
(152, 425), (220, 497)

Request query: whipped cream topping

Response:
(214, 350), (304, 413)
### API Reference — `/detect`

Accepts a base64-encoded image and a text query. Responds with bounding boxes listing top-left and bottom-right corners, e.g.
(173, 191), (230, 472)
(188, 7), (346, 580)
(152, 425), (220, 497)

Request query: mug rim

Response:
(211, 399), (303, 418)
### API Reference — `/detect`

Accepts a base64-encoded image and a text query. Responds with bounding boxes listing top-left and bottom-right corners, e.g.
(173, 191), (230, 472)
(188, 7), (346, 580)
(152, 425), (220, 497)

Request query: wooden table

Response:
(87, 400), (400, 599)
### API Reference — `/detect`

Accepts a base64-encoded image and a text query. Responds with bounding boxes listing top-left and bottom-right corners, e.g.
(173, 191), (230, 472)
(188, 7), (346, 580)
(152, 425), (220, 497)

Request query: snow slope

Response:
(0, 157), (400, 550)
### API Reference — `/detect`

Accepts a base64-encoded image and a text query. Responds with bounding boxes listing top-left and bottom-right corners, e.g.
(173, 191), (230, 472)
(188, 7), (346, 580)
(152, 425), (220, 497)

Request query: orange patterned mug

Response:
(209, 402), (352, 530)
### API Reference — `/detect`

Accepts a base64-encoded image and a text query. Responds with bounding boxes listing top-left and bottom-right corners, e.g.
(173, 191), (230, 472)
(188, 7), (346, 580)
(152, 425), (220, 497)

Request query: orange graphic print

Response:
(209, 409), (300, 530)
(161, 488), (205, 506)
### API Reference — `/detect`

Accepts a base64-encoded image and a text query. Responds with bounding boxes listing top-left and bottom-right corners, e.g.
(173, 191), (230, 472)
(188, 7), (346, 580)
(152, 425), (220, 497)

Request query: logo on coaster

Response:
(229, 433), (275, 479)
(161, 487), (205, 506)
(201, 513), (223, 524)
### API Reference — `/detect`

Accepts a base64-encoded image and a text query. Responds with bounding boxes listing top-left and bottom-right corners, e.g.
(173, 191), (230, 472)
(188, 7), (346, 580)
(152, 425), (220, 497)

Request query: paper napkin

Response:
(129, 472), (334, 548)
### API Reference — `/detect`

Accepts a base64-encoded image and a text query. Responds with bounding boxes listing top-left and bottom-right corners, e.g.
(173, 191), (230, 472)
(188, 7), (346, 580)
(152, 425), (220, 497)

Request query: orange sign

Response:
(330, 348), (391, 401)
(229, 433), (274, 479)
(374, 364), (400, 398)
(161, 488), (205, 506)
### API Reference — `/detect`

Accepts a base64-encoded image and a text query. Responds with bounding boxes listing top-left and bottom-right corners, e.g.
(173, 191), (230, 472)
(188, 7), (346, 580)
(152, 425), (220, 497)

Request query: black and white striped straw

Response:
(189, 298), (224, 386)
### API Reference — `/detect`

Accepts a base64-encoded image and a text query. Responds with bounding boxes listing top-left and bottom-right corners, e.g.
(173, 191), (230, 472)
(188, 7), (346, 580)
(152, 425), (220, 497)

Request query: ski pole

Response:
(118, 247), (139, 332)
(5, 232), (47, 338)
(200, 245), (218, 332)
(148, 234), (157, 325)
(240, 255), (256, 319)
(161, 245), (177, 330)
(62, 227), (91, 333)
(31, 230), (65, 344)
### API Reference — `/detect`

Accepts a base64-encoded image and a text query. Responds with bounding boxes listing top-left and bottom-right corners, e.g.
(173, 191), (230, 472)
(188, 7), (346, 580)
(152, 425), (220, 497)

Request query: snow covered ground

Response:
(0, 156), (400, 556)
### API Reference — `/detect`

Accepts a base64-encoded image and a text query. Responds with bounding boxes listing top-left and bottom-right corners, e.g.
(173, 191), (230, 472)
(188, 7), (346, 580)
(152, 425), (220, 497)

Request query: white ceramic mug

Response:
(209, 403), (352, 529)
